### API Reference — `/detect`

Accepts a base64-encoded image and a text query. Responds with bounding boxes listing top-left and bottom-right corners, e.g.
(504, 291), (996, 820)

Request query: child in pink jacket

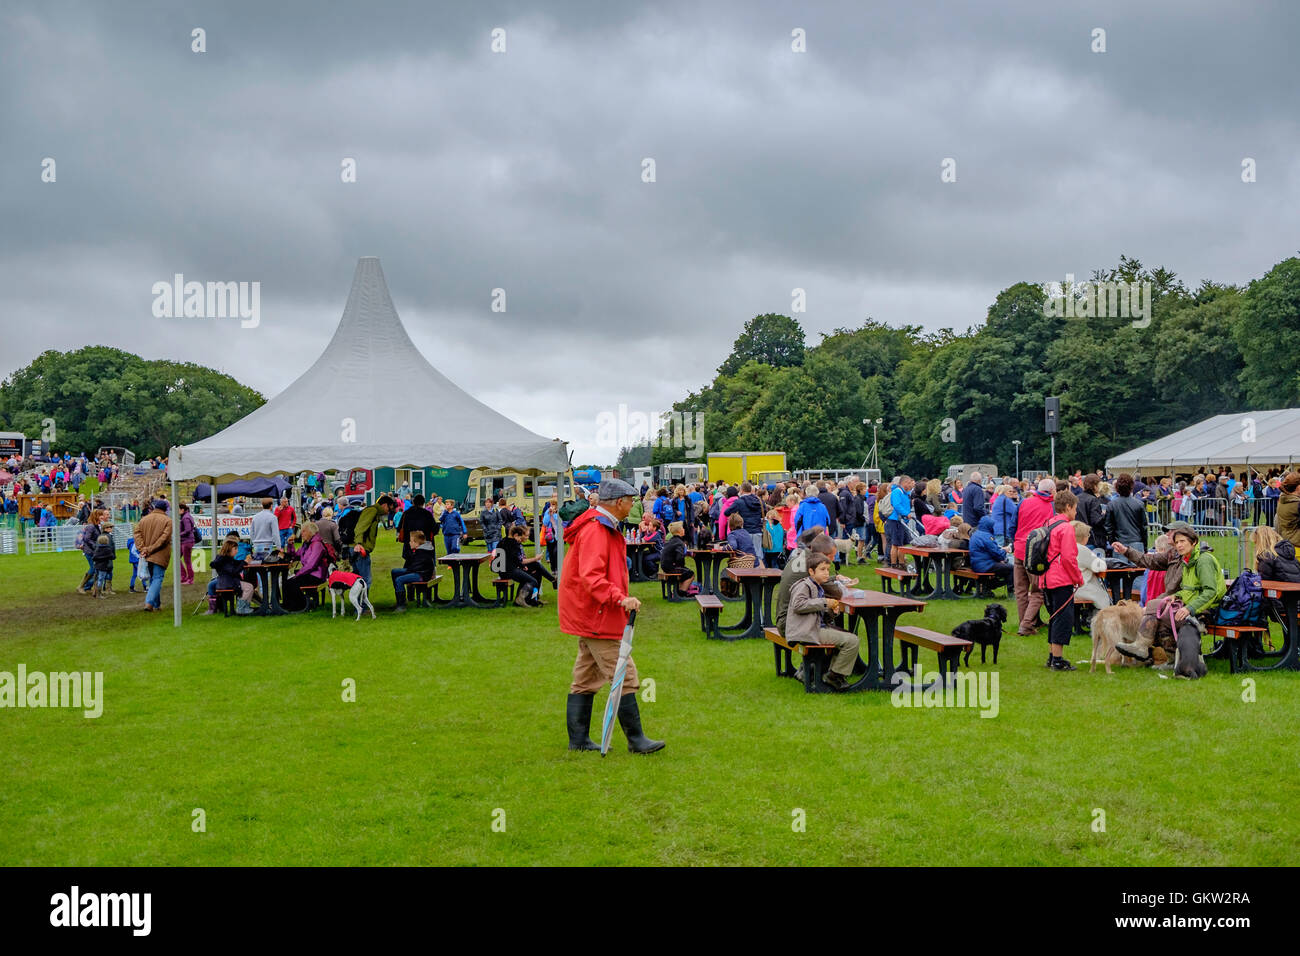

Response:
(1041, 491), (1082, 671)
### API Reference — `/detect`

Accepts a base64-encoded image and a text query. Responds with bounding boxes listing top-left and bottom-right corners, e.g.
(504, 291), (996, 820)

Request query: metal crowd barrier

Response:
(22, 523), (134, 555)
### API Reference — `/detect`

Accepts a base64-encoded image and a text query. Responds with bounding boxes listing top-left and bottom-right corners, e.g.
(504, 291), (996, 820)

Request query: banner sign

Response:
(192, 514), (254, 540)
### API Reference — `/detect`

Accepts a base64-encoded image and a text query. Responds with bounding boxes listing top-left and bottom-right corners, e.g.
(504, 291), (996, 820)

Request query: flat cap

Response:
(598, 478), (637, 500)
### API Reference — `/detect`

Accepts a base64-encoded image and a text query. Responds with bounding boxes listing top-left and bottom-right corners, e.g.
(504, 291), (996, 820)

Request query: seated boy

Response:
(660, 521), (697, 596)
(785, 551), (861, 691)
(500, 524), (558, 607)
(391, 530), (438, 611)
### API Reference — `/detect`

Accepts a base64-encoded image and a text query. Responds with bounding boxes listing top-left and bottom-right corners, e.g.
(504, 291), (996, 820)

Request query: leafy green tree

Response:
(716, 313), (805, 376)
(0, 347), (264, 458)
(1234, 257), (1300, 407)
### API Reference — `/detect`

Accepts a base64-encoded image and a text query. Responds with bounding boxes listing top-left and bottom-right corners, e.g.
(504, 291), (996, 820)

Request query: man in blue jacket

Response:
(886, 476), (915, 570)
(961, 472), (987, 527)
(794, 485), (831, 538)
(991, 479), (1020, 547)
(970, 515), (1012, 591)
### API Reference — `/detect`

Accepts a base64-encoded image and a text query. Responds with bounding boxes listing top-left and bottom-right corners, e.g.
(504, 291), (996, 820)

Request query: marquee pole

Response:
(171, 479), (182, 628)
(555, 471), (565, 576)
(211, 478), (219, 565)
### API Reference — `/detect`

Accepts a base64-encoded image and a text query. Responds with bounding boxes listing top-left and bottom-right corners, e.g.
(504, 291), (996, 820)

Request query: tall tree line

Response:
(0, 346), (265, 458)
(647, 255), (1300, 477)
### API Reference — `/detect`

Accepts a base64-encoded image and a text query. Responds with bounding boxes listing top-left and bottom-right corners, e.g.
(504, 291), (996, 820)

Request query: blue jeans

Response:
(145, 562), (166, 608)
(80, 552), (95, 590)
(392, 570), (425, 605)
(352, 552), (372, 589)
(485, 536), (500, 555)
(129, 561), (140, 589)
(95, 570), (112, 589)
(444, 534), (461, 554)
(279, 529), (291, 547)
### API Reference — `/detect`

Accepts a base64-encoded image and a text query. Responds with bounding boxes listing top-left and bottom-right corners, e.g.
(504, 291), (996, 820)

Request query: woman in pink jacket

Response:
(1041, 490), (1083, 671)
(281, 521), (332, 612)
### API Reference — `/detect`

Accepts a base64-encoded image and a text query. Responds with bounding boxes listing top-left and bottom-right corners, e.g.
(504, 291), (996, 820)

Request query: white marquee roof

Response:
(1105, 409), (1300, 472)
(170, 257), (569, 481)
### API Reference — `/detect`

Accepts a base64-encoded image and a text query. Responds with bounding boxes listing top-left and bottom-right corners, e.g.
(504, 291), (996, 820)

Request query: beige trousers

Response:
(569, 636), (640, 696)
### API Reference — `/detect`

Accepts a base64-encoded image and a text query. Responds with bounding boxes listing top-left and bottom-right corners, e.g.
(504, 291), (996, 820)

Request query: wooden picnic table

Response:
(719, 566), (785, 640)
(625, 541), (660, 583)
(243, 560), (291, 616)
(837, 589), (927, 690)
(894, 545), (968, 601)
(1096, 565), (1144, 605)
(1252, 580), (1300, 671)
(437, 552), (496, 608)
(689, 548), (741, 600)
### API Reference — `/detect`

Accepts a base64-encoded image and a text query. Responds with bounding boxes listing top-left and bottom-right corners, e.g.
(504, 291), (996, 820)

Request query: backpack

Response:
(1216, 569), (1263, 626)
(337, 509), (362, 546)
(1024, 519), (1067, 576)
(558, 499), (588, 523)
(878, 490), (894, 518)
(761, 524), (773, 551)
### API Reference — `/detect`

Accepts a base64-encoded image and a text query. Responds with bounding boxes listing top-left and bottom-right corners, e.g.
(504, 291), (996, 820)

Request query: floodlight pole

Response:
(1013, 440), (1021, 479)
(1050, 436), (1056, 478)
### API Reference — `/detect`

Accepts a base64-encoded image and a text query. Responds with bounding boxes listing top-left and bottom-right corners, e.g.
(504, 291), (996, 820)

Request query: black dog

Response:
(953, 604), (1008, 665)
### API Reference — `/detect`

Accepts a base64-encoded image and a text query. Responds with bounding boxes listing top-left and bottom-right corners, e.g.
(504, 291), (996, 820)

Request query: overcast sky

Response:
(3, 1), (1298, 464)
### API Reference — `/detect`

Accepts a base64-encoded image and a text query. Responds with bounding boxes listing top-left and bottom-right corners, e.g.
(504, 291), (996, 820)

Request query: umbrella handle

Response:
(626, 608), (637, 627)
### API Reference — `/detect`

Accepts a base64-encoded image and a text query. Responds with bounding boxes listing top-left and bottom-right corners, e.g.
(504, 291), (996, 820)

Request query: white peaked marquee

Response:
(166, 257), (570, 626)
(1105, 409), (1300, 472)
(169, 256), (569, 481)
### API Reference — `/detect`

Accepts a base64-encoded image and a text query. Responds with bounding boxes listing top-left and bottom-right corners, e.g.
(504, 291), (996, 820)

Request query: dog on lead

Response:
(952, 603), (1008, 665)
(327, 570), (375, 621)
(1089, 599), (1142, 673)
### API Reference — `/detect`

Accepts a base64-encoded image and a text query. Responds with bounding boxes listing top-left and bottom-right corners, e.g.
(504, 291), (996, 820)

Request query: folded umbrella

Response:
(599, 609), (637, 756)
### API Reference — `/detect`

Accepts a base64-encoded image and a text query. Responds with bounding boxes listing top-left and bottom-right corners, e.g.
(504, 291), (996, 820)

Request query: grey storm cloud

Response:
(1, 0), (1297, 463)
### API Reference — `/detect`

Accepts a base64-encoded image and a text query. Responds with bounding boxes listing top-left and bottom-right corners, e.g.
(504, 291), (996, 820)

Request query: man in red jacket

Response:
(1012, 477), (1057, 636)
(559, 477), (664, 755)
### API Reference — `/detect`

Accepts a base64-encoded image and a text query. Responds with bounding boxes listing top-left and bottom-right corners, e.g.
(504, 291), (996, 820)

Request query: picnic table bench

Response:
(895, 546), (968, 600)
(764, 627), (840, 694)
(658, 568), (689, 601)
(874, 566), (917, 594)
(894, 625), (973, 682)
(402, 573), (445, 608)
(696, 593), (725, 640)
(951, 567), (1006, 597)
(1206, 624), (1270, 674)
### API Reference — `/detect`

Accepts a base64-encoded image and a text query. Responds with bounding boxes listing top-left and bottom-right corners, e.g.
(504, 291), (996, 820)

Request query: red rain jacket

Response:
(558, 507), (630, 640)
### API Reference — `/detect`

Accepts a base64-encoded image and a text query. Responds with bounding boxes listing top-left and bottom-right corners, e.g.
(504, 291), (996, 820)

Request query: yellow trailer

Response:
(705, 451), (787, 488)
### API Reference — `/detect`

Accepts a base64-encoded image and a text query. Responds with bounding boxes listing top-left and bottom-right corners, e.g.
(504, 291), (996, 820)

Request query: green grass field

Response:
(3, 534), (1297, 866)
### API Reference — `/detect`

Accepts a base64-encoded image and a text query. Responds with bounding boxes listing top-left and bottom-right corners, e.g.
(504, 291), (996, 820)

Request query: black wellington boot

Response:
(617, 693), (665, 755)
(566, 693), (600, 751)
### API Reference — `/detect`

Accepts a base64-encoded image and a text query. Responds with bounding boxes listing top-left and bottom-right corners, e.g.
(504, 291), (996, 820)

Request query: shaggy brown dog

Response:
(1090, 599), (1143, 673)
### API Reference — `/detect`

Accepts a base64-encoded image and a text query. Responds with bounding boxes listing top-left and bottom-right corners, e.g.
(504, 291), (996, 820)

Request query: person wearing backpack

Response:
(1037, 490), (1082, 671)
(1011, 478), (1056, 635)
